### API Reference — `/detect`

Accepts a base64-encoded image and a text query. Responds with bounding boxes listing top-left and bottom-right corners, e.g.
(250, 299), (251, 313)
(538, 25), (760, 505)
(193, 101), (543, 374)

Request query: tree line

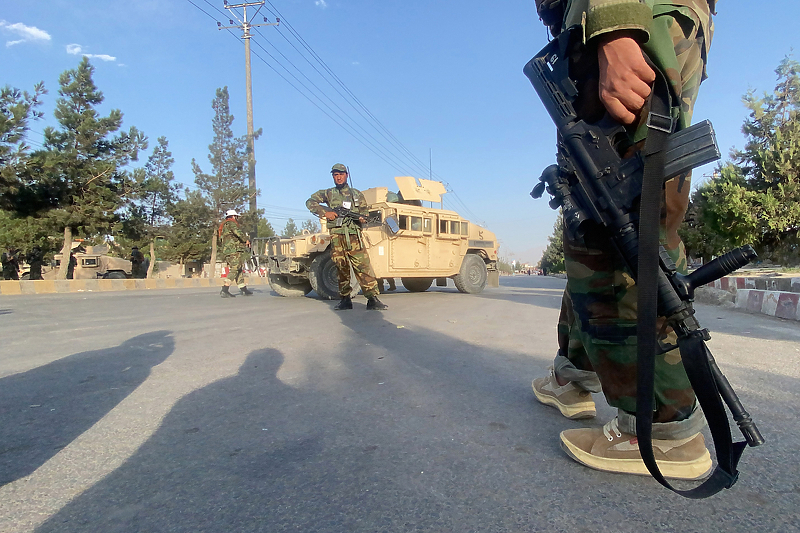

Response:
(539, 56), (800, 273)
(0, 58), (319, 279)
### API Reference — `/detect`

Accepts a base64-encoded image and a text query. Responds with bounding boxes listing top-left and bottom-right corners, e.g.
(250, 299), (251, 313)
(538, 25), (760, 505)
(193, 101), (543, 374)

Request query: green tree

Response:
(126, 136), (179, 277)
(0, 82), (47, 208)
(257, 216), (275, 238)
(192, 87), (260, 276)
(34, 58), (147, 278)
(281, 218), (300, 237)
(690, 57), (800, 265)
(167, 188), (214, 266)
(301, 219), (320, 234)
(539, 214), (565, 274)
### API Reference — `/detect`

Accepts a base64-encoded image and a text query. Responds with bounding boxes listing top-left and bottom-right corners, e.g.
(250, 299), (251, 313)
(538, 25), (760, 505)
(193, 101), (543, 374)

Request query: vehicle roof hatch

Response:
(394, 176), (447, 203)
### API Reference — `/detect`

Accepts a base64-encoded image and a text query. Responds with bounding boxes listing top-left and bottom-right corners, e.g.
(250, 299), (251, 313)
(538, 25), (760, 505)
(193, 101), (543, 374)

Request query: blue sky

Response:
(2, 1), (799, 263)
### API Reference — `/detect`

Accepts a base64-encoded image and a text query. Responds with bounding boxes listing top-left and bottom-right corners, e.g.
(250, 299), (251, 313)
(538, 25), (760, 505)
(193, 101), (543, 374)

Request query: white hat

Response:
(225, 209), (240, 217)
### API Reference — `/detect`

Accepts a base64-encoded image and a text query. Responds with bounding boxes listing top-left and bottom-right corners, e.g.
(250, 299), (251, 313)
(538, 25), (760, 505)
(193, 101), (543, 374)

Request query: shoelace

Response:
(602, 418), (623, 442)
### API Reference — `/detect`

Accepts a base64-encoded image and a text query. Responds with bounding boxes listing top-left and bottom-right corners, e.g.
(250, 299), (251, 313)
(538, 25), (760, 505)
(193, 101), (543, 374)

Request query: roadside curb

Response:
(0, 276), (269, 296)
(708, 275), (800, 322)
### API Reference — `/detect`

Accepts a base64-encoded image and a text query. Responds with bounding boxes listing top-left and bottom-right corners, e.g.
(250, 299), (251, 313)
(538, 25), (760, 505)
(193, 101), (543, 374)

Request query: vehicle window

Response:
(410, 216), (422, 231)
(399, 215), (409, 230)
(450, 221), (460, 234)
(82, 258), (98, 266)
(439, 219), (448, 234)
(461, 221), (469, 235)
(423, 218), (432, 233)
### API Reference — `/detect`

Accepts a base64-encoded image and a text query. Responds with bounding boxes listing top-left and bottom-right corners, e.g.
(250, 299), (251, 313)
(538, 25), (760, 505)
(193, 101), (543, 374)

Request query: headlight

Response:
(289, 242), (296, 254)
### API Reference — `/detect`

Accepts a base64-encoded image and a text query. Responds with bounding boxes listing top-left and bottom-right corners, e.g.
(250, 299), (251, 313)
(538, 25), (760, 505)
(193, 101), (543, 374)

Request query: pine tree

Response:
(192, 87), (260, 276)
(168, 188), (214, 267)
(35, 58), (146, 278)
(0, 82), (46, 208)
(301, 219), (320, 234)
(127, 136), (179, 277)
(539, 214), (565, 274)
(282, 218), (299, 237)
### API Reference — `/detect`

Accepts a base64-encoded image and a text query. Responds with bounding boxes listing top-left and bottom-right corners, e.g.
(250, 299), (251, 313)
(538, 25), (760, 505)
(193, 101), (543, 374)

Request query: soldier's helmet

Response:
(331, 163), (347, 173)
(225, 209), (240, 217)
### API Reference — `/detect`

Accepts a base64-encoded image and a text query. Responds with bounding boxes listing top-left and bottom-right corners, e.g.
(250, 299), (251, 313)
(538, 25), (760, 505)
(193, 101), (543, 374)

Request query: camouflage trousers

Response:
(330, 232), (379, 298)
(553, 1), (712, 439)
(223, 252), (246, 288)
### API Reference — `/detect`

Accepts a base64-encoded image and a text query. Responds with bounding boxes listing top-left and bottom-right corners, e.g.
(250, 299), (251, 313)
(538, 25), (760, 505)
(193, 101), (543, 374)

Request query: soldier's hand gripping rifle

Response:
(524, 30), (763, 497)
(332, 206), (365, 227)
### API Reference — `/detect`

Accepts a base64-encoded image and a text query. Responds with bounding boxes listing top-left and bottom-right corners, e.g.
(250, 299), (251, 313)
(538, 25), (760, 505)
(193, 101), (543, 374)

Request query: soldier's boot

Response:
(560, 419), (712, 480)
(366, 296), (388, 310)
(334, 296), (353, 310)
(532, 367), (596, 420)
(239, 286), (254, 296)
(220, 285), (236, 298)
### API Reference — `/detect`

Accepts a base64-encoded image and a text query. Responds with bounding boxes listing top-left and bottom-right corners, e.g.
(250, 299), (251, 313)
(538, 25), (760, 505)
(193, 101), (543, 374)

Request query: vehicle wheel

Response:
(104, 271), (127, 280)
(268, 273), (312, 297)
(309, 250), (359, 300)
(401, 277), (433, 292)
(453, 254), (488, 294)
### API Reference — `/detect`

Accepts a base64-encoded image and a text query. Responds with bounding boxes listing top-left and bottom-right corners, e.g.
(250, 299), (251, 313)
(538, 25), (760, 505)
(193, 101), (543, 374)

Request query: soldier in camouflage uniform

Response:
(306, 163), (387, 310)
(531, 0), (716, 479)
(218, 209), (253, 298)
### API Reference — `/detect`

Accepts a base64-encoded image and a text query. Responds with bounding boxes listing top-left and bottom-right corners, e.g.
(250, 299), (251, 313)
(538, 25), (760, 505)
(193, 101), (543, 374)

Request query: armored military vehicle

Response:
(47, 243), (133, 279)
(264, 177), (499, 299)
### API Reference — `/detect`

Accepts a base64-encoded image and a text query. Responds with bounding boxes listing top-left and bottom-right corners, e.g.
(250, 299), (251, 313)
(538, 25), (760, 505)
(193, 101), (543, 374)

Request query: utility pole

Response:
(217, 1), (278, 239)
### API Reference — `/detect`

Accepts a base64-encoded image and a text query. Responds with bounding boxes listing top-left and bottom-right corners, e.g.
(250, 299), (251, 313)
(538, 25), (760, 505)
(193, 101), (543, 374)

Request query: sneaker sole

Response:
(559, 433), (712, 480)
(532, 382), (596, 420)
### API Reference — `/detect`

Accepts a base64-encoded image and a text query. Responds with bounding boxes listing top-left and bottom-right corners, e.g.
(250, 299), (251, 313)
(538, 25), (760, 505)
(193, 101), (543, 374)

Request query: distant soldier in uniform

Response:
(306, 163), (387, 310)
(218, 209), (253, 298)
(28, 246), (44, 280)
(66, 252), (76, 279)
(130, 247), (146, 279)
(2, 248), (20, 280)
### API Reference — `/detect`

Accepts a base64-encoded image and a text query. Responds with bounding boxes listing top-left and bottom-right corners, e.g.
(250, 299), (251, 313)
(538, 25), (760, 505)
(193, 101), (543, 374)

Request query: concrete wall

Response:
(0, 276), (268, 296)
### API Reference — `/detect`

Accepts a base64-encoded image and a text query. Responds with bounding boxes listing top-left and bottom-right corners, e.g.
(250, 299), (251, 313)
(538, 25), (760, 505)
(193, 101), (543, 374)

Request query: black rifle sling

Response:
(636, 71), (744, 498)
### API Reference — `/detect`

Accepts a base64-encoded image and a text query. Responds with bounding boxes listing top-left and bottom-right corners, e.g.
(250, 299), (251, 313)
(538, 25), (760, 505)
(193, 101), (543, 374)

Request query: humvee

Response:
(264, 177), (499, 299)
(46, 243), (133, 280)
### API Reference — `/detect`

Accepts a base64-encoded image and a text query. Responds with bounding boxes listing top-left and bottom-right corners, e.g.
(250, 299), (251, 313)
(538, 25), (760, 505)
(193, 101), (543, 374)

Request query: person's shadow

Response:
(0, 331), (174, 486)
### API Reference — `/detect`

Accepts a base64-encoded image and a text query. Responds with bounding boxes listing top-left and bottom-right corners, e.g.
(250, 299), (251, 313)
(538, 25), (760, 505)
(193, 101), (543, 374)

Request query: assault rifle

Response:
(332, 206), (365, 227)
(524, 30), (763, 497)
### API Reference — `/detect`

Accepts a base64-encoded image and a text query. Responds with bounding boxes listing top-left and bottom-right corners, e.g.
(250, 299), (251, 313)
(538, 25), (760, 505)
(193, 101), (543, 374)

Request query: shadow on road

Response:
(0, 330), (174, 487)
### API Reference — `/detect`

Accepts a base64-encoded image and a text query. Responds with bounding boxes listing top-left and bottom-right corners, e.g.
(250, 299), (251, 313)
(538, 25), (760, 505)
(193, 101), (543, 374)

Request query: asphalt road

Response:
(1, 276), (798, 533)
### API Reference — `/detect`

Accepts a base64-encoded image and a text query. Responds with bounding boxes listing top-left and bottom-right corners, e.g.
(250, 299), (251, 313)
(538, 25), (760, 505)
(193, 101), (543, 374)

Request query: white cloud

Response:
(315, 0), (328, 8)
(0, 20), (51, 47)
(66, 43), (117, 62)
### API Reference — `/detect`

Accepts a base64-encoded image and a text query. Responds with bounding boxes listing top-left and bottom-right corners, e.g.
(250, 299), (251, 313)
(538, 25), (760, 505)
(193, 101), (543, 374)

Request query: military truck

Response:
(45, 243), (133, 280)
(264, 177), (499, 299)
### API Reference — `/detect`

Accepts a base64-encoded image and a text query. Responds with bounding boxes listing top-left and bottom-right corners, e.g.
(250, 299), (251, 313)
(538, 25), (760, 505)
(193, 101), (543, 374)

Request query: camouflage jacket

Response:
(219, 219), (249, 256)
(558, 0), (714, 58)
(306, 185), (369, 235)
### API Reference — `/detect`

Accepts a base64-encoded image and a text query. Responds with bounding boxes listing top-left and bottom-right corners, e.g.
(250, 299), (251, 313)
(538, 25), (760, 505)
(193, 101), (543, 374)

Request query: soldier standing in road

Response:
(306, 163), (387, 310)
(28, 246), (44, 280)
(218, 209), (253, 298)
(530, 0), (716, 479)
(66, 252), (76, 279)
(2, 248), (20, 280)
(130, 247), (146, 279)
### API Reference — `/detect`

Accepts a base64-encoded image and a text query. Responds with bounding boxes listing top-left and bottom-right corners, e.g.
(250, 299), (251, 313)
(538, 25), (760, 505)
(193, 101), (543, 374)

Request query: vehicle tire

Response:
(268, 273), (312, 297)
(309, 250), (359, 300)
(401, 277), (433, 292)
(453, 254), (488, 294)
(104, 271), (127, 280)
